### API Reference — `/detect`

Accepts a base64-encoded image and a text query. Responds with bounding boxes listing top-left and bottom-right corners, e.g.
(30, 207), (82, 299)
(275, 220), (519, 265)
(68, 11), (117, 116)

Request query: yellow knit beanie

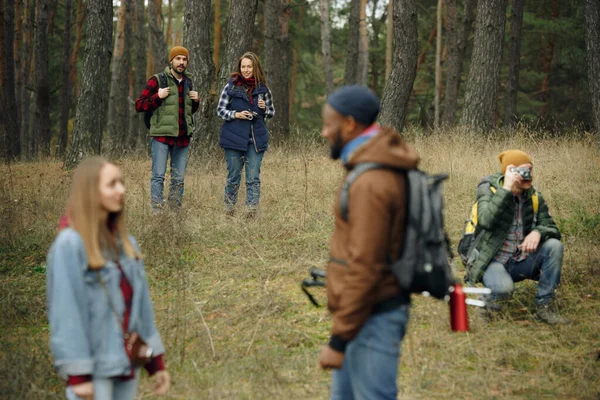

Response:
(498, 150), (533, 174)
(169, 46), (189, 62)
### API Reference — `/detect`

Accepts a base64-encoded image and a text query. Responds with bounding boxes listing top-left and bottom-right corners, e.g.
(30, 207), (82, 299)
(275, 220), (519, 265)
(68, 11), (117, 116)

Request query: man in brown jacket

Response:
(318, 85), (419, 400)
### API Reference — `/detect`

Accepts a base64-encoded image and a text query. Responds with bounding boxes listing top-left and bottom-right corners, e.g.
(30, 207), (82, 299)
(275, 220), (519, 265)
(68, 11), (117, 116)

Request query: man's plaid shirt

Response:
(135, 74), (199, 147)
(216, 83), (275, 121)
(493, 194), (528, 264)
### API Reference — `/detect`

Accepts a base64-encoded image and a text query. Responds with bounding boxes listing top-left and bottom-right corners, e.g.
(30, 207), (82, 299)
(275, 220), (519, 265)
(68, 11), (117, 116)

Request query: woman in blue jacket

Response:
(47, 158), (170, 400)
(217, 51), (275, 217)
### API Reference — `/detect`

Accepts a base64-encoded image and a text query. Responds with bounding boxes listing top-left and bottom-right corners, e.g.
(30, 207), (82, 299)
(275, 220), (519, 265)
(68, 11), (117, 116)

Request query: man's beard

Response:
(172, 63), (186, 73)
(330, 130), (344, 160)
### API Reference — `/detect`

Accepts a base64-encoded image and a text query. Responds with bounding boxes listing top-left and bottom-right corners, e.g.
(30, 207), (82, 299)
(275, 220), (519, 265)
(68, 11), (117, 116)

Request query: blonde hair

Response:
(67, 158), (141, 269)
(231, 51), (268, 88)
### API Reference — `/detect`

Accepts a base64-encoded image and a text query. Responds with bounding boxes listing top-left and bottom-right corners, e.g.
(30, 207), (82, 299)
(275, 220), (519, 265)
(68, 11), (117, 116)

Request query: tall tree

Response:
(379, 0), (418, 131)
(69, 0), (85, 98)
(320, 0), (334, 94)
(148, 0), (167, 74)
(64, 0), (113, 169)
(290, 3), (305, 120)
(585, 0), (600, 136)
(213, 0), (221, 72)
(357, 0), (369, 85)
(1, 0), (20, 160)
(441, 0), (475, 126)
(385, 0), (392, 81)
(265, 0), (291, 138)
(18, 0), (34, 158)
(504, 0), (525, 126)
(107, 0), (133, 154)
(434, 0), (443, 129)
(460, 0), (507, 131)
(183, 0), (216, 141)
(130, 0), (148, 149)
(58, 0), (73, 157)
(34, 0), (51, 156)
(344, 0), (360, 84)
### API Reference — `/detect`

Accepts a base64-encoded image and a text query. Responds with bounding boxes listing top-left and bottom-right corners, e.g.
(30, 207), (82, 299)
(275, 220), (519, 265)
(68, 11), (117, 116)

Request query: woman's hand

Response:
(72, 382), (94, 400)
(234, 111), (253, 120)
(153, 370), (170, 395)
(258, 99), (266, 110)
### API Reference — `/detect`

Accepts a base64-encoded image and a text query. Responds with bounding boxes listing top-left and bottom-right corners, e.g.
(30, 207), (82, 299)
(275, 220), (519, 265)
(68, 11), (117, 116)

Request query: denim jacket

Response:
(46, 228), (165, 380)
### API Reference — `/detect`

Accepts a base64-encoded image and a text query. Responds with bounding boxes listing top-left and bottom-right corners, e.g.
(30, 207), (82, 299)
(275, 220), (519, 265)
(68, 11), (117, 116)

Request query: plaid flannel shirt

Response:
(493, 194), (528, 264)
(216, 83), (275, 121)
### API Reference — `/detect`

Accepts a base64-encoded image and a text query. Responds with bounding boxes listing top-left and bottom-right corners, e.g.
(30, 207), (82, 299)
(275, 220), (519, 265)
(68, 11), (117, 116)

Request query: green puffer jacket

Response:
(466, 173), (561, 283)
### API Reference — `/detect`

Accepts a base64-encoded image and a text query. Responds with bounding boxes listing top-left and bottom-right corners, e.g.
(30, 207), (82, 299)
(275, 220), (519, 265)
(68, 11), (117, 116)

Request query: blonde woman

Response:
(217, 51), (275, 217)
(47, 158), (170, 400)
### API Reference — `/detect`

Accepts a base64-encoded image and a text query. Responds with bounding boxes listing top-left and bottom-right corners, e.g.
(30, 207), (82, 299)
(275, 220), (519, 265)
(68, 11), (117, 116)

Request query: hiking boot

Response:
(536, 300), (570, 325)
(245, 210), (257, 219)
(225, 209), (235, 217)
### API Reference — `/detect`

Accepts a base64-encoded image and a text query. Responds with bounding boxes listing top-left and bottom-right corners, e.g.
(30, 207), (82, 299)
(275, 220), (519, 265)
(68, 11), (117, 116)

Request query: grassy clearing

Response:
(1, 128), (599, 399)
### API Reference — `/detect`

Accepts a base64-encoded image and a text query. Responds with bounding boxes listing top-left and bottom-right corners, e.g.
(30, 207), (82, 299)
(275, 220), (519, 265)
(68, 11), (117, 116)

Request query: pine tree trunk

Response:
(434, 0), (443, 129)
(69, 0), (85, 98)
(357, 0), (369, 85)
(18, 0), (34, 159)
(320, 0), (334, 94)
(1, 0), (19, 160)
(64, 0), (113, 169)
(34, 0), (51, 157)
(58, 0), (72, 158)
(183, 0), (216, 142)
(442, 0), (475, 126)
(585, 0), (600, 136)
(213, 0), (221, 72)
(107, 0), (133, 155)
(379, 0), (418, 131)
(460, 0), (507, 131)
(130, 0), (148, 150)
(385, 0), (392, 81)
(265, 0), (291, 139)
(148, 0), (167, 72)
(166, 0), (173, 48)
(504, 0), (524, 126)
(344, 0), (360, 85)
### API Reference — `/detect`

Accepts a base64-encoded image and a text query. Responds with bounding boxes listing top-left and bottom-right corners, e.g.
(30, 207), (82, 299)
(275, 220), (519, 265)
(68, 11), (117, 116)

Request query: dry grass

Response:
(1, 128), (599, 399)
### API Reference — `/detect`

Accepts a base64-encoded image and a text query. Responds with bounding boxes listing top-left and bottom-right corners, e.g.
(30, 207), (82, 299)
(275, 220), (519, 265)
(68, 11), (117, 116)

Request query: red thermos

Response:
(450, 284), (469, 332)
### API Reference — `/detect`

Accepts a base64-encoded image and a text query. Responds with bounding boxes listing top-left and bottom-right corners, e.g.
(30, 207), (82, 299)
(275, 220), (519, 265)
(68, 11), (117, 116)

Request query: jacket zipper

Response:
(251, 123), (258, 153)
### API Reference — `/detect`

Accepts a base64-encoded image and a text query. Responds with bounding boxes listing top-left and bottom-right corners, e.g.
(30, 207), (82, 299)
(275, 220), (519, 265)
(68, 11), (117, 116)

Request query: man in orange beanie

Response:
(135, 46), (199, 212)
(461, 149), (569, 325)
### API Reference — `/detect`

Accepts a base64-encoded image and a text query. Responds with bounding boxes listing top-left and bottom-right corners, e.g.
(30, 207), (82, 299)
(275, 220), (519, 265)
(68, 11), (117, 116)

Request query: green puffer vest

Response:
(149, 67), (194, 137)
(466, 173), (561, 283)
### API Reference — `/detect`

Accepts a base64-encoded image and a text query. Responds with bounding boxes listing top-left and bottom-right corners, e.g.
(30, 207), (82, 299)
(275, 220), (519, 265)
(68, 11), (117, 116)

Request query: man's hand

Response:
(520, 230), (541, 254)
(503, 164), (522, 193)
(153, 370), (170, 395)
(158, 87), (170, 99)
(189, 90), (199, 102)
(319, 345), (344, 370)
(72, 382), (94, 400)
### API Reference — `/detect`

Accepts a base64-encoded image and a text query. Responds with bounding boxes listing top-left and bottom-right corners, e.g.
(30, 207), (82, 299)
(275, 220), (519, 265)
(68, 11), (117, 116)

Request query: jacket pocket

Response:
(326, 259), (347, 313)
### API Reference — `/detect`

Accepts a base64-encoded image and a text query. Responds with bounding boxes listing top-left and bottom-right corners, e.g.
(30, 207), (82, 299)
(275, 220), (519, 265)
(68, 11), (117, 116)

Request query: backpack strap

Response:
(154, 71), (168, 89)
(531, 191), (539, 227)
(340, 162), (387, 222)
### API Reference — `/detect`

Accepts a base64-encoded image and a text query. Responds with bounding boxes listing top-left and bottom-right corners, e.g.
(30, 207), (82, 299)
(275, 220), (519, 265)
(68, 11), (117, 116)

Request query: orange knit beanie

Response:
(498, 150), (533, 174)
(169, 46), (189, 61)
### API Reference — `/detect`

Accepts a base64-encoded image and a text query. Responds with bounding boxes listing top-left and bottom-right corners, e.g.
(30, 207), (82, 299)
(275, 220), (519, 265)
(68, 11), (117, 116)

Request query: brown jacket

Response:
(326, 126), (419, 351)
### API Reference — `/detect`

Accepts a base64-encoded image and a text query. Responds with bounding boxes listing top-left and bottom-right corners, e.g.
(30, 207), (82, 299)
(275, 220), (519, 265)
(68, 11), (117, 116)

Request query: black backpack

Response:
(144, 72), (194, 129)
(340, 162), (453, 299)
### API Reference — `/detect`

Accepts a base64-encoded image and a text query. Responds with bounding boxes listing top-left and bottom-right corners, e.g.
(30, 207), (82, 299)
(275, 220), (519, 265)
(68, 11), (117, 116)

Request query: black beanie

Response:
(326, 85), (380, 125)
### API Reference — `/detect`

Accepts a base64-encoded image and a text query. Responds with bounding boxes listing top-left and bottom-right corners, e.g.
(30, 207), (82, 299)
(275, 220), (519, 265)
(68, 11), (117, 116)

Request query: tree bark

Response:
(1, 0), (21, 160)
(344, 0), (360, 85)
(434, 0), (443, 129)
(107, 0), (133, 155)
(69, 0), (85, 98)
(265, 0), (291, 139)
(385, 0), (392, 81)
(213, 0), (221, 72)
(166, 0), (173, 47)
(130, 0), (148, 149)
(64, 0), (113, 169)
(18, 0), (34, 159)
(585, 0), (600, 136)
(460, 0), (507, 131)
(320, 0), (334, 94)
(34, 0), (51, 156)
(379, 0), (418, 131)
(183, 0), (216, 142)
(442, 0), (475, 126)
(357, 0), (369, 85)
(58, 0), (73, 158)
(504, 0), (525, 126)
(148, 0), (167, 73)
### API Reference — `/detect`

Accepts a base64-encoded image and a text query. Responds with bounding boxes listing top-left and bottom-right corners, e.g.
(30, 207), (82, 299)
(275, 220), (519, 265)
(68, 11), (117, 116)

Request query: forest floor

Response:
(1, 128), (599, 399)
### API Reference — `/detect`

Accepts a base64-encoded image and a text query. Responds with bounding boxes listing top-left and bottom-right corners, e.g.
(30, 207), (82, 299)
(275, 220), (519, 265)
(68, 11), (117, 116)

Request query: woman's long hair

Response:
(230, 52), (268, 88)
(67, 158), (141, 269)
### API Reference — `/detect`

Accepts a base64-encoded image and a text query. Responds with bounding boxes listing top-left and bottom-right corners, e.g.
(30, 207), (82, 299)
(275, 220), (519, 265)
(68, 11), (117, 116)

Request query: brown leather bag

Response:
(96, 271), (154, 366)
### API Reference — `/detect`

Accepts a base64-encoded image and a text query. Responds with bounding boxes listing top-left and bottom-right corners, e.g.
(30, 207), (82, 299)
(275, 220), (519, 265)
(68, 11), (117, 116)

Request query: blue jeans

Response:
(482, 238), (563, 305)
(224, 144), (264, 210)
(150, 138), (190, 209)
(65, 369), (140, 400)
(330, 304), (410, 400)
